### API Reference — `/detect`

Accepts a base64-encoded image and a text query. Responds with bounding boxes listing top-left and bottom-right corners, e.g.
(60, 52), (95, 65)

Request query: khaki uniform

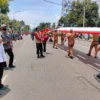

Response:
(53, 31), (58, 48)
(61, 33), (65, 45)
(88, 34), (99, 56)
(67, 33), (77, 57)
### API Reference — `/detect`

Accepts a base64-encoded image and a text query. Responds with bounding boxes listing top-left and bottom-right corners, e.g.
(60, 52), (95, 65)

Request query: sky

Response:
(8, 0), (62, 28)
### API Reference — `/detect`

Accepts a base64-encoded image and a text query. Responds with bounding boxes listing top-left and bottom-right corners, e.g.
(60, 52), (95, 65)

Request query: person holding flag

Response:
(34, 27), (45, 58)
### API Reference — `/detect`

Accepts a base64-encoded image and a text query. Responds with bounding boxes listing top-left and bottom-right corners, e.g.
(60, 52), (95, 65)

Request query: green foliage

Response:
(58, 0), (99, 27)
(0, 0), (10, 14)
(23, 25), (30, 32)
(38, 22), (51, 30)
(0, 14), (10, 26)
(0, 0), (30, 32)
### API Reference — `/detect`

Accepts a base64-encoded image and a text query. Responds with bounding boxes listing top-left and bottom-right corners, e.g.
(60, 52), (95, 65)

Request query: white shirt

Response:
(0, 36), (7, 63)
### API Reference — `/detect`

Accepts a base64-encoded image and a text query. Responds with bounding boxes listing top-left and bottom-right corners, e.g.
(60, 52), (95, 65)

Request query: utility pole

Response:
(0, 8), (1, 26)
(83, 0), (85, 27)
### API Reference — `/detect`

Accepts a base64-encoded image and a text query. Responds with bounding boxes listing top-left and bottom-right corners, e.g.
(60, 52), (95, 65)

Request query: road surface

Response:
(0, 35), (100, 100)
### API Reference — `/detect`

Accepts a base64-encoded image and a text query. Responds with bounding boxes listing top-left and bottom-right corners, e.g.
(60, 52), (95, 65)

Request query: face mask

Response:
(2, 28), (7, 31)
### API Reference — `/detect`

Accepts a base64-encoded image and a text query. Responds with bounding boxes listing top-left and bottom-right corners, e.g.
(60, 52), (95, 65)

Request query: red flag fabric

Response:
(57, 27), (100, 34)
(41, 30), (45, 34)
(45, 28), (50, 33)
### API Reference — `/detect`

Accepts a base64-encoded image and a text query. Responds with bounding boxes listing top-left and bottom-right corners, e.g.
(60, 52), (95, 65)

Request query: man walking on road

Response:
(53, 30), (58, 49)
(1, 24), (15, 68)
(61, 32), (65, 45)
(87, 34), (99, 58)
(66, 29), (77, 59)
(0, 35), (7, 90)
(34, 27), (45, 58)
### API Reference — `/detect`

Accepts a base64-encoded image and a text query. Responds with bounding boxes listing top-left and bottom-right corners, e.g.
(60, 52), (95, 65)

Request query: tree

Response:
(38, 22), (51, 30)
(23, 25), (30, 32)
(0, 0), (12, 14)
(0, 14), (10, 26)
(58, 0), (99, 27)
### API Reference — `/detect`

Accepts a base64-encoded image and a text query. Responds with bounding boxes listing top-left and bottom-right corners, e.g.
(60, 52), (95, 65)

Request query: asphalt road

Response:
(0, 35), (100, 100)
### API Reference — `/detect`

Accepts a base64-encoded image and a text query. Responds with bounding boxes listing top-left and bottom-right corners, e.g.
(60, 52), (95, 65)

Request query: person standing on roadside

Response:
(34, 27), (45, 58)
(0, 35), (7, 90)
(1, 24), (15, 68)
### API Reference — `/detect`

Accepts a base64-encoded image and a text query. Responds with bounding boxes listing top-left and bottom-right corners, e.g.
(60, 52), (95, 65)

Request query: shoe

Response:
(37, 56), (40, 58)
(0, 84), (4, 89)
(9, 65), (16, 68)
(0, 85), (8, 90)
(96, 75), (100, 79)
(94, 56), (97, 58)
(40, 55), (45, 58)
(87, 54), (91, 56)
(68, 54), (70, 57)
(96, 72), (100, 79)
(70, 56), (74, 59)
(4, 67), (8, 70)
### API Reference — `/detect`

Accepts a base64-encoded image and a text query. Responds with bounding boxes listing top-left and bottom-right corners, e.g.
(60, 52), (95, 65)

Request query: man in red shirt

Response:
(34, 28), (45, 58)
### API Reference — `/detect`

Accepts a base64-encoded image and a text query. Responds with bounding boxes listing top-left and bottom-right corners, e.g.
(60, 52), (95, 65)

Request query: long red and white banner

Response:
(57, 27), (100, 34)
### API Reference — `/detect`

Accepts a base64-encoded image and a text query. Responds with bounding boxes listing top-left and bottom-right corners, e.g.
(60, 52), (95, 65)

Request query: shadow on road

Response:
(59, 44), (100, 71)
(0, 85), (11, 98)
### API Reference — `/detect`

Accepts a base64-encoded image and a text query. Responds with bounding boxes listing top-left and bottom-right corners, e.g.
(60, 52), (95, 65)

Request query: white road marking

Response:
(2, 75), (8, 84)
(94, 63), (100, 67)
(77, 55), (86, 59)
(87, 64), (99, 72)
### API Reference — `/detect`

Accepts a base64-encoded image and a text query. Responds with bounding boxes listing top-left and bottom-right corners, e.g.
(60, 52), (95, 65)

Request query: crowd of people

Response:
(33, 27), (100, 79)
(33, 27), (100, 60)
(0, 25), (100, 91)
(0, 24), (23, 90)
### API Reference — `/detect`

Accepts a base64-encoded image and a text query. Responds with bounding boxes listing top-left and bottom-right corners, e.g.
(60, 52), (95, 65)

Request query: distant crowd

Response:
(32, 27), (100, 80)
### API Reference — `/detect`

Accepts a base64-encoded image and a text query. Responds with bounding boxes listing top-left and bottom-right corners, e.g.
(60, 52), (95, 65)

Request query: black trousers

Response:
(43, 42), (46, 52)
(5, 48), (14, 66)
(36, 43), (43, 56)
(0, 62), (4, 85)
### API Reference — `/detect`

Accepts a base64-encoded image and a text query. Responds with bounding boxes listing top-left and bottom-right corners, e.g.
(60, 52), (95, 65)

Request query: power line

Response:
(43, 0), (62, 6)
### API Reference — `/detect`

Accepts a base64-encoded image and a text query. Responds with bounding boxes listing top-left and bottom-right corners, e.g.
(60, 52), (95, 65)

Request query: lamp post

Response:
(13, 11), (21, 20)
(12, 11), (21, 32)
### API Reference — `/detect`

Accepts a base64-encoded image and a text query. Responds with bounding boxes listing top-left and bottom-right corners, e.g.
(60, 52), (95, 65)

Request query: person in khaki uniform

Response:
(53, 30), (58, 49)
(61, 32), (65, 45)
(87, 34), (99, 58)
(66, 29), (77, 59)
